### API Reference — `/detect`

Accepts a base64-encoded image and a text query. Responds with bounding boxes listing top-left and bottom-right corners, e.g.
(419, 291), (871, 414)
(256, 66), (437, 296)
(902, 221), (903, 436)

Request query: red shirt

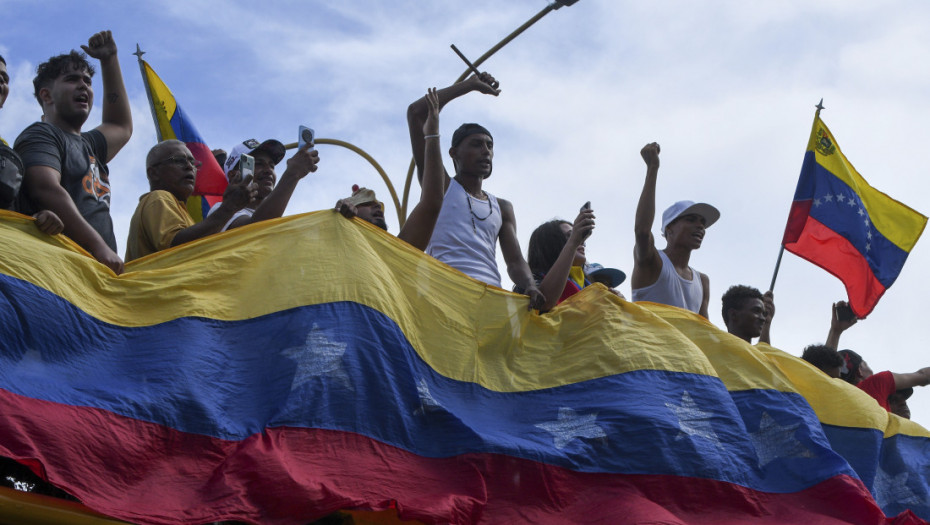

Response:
(858, 371), (896, 411)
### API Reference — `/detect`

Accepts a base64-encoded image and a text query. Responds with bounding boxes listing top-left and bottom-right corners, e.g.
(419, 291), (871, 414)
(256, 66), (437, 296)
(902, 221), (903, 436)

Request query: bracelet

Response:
(424, 134), (440, 140)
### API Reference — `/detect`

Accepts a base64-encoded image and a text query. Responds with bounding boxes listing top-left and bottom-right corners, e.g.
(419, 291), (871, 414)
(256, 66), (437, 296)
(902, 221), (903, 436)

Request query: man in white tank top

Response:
(406, 72), (544, 309)
(631, 143), (719, 318)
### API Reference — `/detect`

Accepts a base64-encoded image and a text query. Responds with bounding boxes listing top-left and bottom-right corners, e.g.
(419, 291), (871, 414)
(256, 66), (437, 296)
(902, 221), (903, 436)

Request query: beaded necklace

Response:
(465, 190), (493, 234)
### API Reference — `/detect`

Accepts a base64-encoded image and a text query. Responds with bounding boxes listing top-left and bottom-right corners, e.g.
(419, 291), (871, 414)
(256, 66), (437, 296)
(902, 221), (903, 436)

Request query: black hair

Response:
(33, 50), (95, 105)
(528, 219), (570, 276)
(721, 285), (763, 324)
(802, 345), (844, 375)
(837, 349), (863, 384)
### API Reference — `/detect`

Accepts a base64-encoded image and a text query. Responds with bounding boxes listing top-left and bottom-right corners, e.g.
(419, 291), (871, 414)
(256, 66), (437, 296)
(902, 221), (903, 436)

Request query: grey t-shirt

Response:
(14, 122), (116, 251)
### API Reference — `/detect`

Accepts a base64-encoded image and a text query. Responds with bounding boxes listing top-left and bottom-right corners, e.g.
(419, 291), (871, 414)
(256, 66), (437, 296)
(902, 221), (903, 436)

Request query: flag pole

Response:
(770, 98), (825, 293)
(133, 44), (162, 142)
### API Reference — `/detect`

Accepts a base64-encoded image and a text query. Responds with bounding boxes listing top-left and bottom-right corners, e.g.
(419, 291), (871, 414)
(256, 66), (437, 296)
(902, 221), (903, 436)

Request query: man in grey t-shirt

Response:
(14, 30), (132, 274)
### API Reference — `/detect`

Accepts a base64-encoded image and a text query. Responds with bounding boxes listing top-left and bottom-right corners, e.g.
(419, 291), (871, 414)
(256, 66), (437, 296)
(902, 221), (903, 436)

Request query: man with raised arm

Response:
(406, 73), (544, 308)
(631, 143), (718, 318)
(337, 87), (445, 251)
(125, 140), (256, 262)
(14, 31), (132, 274)
(825, 300), (930, 413)
(212, 138), (319, 231)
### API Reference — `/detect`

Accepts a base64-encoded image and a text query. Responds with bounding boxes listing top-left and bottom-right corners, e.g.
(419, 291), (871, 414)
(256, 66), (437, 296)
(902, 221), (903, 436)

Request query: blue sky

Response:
(3, 1), (930, 421)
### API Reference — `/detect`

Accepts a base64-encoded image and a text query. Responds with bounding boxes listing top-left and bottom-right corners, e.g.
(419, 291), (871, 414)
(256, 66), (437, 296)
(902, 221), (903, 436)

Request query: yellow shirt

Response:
(125, 190), (195, 262)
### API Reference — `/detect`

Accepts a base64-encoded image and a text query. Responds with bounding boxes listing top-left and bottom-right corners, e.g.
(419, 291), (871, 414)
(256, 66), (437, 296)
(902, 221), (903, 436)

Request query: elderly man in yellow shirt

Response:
(125, 140), (254, 262)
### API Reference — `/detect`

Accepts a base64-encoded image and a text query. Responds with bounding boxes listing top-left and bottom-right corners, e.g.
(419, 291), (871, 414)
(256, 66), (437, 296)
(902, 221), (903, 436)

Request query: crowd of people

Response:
(1, 30), (927, 514)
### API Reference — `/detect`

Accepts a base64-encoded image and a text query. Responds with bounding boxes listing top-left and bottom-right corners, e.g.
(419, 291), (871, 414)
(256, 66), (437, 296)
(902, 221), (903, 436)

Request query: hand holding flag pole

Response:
(770, 98), (826, 293)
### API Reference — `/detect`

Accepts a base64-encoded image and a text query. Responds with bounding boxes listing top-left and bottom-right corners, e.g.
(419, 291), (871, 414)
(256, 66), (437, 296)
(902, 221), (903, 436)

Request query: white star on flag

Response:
(874, 466), (926, 508)
(749, 412), (814, 467)
(535, 407), (607, 449)
(281, 324), (352, 392)
(665, 391), (722, 448)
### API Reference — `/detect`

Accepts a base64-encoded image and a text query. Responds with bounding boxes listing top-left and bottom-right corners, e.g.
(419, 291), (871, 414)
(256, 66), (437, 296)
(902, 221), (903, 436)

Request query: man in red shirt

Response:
(838, 349), (930, 412)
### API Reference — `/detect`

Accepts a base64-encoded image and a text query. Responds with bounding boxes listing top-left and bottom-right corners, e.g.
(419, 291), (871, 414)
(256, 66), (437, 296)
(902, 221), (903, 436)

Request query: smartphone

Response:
(299, 125), (315, 149)
(835, 302), (856, 322)
(239, 154), (255, 182)
(580, 201), (592, 239)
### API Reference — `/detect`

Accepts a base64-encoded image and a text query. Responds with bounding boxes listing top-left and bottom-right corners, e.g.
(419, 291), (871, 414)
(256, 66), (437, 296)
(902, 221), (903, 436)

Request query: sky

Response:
(2, 1), (930, 421)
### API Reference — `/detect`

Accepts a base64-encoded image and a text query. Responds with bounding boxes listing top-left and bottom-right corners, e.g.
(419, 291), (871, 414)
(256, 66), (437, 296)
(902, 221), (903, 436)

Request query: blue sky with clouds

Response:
(3, 1), (930, 421)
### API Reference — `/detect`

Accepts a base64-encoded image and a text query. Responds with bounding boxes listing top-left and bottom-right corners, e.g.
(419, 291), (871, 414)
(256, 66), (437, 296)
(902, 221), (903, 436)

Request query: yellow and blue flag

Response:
(141, 60), (226, 222)
(0, 210), (928, 524)
(782, 113), (927, 317)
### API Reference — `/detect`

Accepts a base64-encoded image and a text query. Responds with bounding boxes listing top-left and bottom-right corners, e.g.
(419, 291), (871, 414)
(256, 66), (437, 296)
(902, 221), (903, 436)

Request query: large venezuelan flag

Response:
(0, 209), (929, 524)
(782, 113), (927, 318)
(141, 60), (227, 222)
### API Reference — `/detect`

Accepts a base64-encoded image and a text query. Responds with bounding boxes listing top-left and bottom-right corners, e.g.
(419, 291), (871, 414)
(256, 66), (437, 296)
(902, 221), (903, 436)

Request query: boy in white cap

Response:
(631, 143), (719, 317)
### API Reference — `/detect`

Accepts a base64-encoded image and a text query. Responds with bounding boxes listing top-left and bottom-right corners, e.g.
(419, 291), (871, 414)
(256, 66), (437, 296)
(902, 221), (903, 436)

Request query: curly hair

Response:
(721, 285), (763, 323)
(802, 345), (844, 375)
(33, 50), (95, 105)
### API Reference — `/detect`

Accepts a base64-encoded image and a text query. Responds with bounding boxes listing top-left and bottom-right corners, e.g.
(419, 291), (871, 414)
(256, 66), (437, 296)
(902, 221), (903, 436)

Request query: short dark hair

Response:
(802, 345), (843, 374)
(528, 219), (571, 276)
(33, 50), (95, 105)
(721, 285), (763, 323)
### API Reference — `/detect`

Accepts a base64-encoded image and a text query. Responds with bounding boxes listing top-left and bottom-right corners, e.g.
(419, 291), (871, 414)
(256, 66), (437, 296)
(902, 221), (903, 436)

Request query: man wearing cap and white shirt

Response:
(208, 138), (318, 231)
(631, 142), (719, 318)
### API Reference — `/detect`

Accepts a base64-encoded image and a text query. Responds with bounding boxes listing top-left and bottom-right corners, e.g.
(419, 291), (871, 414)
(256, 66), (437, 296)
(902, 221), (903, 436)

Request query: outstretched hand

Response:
(33, 210), (64, 236)
(524, 284), (546, 311)
(469, 72), (500, 96)
(334, 199), (358, 219)
(81, 30), (118, 61)
(831, 300), (858, 332)
(423, 87), (440, 136)
(640, 142), (660, 168)
(222, 174), (258, 212)
(762, 290), (775, 323)
(286, 143), (320, 179)
(569, 208), (595, 247)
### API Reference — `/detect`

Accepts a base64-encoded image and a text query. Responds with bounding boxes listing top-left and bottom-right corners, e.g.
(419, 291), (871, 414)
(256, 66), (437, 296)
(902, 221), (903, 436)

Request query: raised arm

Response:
(23, 165), (123, 274)
(498, 198), (545, 310)
(892, 368), (930, 390)
(235, 145), (319, 227)
(631, 142), (662, 289)
(825, 300), (857, 350)
(82, 31), (132, 161)
(406, 73), (499, 187)
(399, 87), (445, 251)
(536, 209), (595, 312)
(171, 175), (256, 246)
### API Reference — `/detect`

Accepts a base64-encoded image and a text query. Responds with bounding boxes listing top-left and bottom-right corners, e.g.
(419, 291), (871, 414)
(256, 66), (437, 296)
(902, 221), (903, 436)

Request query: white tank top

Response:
(632, 250), (704, 313)
(426, 179), (502, 287)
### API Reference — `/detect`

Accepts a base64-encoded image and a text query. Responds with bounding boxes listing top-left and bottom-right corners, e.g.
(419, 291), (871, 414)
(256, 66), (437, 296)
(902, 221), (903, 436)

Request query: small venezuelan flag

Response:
(141, 60), (227, 222)
(782, 113), (927, 318)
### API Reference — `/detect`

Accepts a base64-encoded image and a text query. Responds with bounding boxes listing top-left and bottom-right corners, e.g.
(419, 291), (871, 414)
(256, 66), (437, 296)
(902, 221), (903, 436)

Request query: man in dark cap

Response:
(406, 73), (543, 309)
